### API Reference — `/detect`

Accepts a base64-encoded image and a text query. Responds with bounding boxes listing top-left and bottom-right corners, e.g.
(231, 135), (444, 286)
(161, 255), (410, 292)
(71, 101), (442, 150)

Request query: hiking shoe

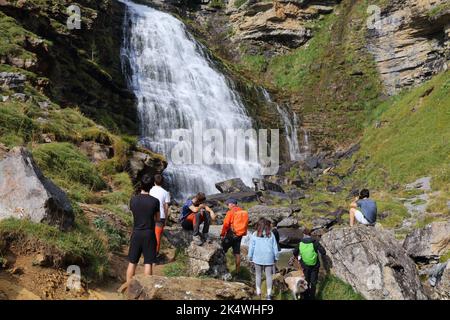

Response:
(266, 295), (272, 300)
(193, 235), (203, 246)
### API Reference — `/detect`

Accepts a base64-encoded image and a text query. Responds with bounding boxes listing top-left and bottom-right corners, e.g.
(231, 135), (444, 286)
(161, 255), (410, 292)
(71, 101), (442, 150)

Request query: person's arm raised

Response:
(205, 205), (216, 220)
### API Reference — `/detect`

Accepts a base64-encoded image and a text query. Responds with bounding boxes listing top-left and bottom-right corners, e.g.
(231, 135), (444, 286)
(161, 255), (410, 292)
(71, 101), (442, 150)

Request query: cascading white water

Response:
(120, 1), (261, 200)
(260, 89), (310, 161)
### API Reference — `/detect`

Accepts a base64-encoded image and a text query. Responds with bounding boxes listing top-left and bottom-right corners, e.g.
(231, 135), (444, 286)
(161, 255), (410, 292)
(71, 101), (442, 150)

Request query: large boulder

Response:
(127, 148), (167, 185)
(0, 147), (74, 230)
(215, 178), (253, 193)
(253, 178), (285, 193)
(321, 226), (428, 300)
(277, 227), (303, 247)
(163, 226), (193, 248)
(127, 275), (253, 300)
(186, 241), (228, 278)
(403, 221), (450, 262)
(247, 205), (293, 226)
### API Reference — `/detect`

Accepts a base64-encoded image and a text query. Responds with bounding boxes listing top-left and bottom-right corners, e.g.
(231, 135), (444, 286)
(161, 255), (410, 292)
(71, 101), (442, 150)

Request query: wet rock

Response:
(186, 242), (228, 278)
(403, 221), (450, 262)
(127, 275), (253, 300)
(0, 147), (74, 230)
(321, 226), (428, 300)
(215, 178), (253, 193)
(278, 228), (303, 247)
(253, 178), (285, 193)
(247, 205), (292, 226)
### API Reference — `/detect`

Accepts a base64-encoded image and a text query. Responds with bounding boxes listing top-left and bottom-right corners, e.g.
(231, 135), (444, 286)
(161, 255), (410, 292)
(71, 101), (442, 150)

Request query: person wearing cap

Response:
(221, 198), (249, 274)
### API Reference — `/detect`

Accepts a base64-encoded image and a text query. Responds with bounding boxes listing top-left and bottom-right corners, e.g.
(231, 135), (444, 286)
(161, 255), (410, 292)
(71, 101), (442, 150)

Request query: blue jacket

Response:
(248, 231), (279, 266)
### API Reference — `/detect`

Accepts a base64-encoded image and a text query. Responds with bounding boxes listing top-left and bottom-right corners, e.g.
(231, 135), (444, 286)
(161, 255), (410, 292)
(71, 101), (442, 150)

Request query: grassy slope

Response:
(352, 71), (450, 189)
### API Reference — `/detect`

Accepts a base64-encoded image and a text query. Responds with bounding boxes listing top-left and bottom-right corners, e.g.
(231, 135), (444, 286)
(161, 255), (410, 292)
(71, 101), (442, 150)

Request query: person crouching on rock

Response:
(221, 198), (249, 275)
(293, 228), (326, 300)
(349, 188), (377, 227)
(126, 174), (160, 286)
(179, 192), (216, 245)
(248, 218), (279, 300)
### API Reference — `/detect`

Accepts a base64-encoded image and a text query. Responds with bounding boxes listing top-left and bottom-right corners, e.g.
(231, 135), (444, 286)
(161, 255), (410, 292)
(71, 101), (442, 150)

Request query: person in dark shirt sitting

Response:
(126, 174), (160, 285)
(349, 189), (377, 227)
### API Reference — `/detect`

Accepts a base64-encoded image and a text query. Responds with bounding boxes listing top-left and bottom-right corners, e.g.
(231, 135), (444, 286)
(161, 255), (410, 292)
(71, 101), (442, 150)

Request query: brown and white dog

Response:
(284, 270), (308, 300)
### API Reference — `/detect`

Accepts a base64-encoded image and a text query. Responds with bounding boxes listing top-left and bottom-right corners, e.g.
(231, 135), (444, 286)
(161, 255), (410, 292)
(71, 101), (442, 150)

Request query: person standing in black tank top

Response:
(126, 174), (160, 286)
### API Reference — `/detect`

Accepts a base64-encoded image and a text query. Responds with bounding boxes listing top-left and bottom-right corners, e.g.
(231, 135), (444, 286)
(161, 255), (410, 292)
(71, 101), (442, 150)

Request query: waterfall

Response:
(120, 1), (261, 200)
(260, 89), (310, 161)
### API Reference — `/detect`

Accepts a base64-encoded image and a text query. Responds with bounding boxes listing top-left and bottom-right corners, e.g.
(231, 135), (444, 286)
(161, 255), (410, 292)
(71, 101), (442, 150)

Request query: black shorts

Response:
(222, 236), (242, 255)
(128, 229), (156, 264)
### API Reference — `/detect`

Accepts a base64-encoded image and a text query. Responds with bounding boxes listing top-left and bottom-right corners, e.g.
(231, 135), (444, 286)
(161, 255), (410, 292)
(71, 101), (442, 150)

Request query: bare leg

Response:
(349, 208), (356, 227)
(235, 254), (241, 274)
(144, 263), (153, 276)
(126, 263), (137, 284)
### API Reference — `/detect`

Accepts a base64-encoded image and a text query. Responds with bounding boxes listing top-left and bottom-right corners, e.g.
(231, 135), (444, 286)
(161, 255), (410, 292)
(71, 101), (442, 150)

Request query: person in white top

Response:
(149, 174), (171, 256)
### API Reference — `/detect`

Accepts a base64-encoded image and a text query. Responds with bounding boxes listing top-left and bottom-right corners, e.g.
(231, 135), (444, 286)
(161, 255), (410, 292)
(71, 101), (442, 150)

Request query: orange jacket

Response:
(221, 206), (243, 237)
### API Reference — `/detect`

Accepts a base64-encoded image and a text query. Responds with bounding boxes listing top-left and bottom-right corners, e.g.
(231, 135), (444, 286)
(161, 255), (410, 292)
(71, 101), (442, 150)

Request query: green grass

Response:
(317, 275), (364, 300)
(0, 217), (108, 280)
(225, 250), (252, 282)
(440, 251), (450, 263)
(32, 142), (106, 201)
(234, 0), (247, 8)
(350, 71), (450, 189)
(427, 2), (450, 18)
(0, 101), (37, 147)
(209, 0), (225, 9)
(93, 216), (127, 253)
(377, 198), (409, 228)
(163, 248), (188, 277)
(101, 172), (134, 206)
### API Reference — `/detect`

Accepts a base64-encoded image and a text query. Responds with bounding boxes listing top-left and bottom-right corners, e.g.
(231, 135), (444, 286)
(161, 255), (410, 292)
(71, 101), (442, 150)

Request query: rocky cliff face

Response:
(0, 0), (137, 133)
(229, 0), (341, 57)
(367, 0), (449, 94)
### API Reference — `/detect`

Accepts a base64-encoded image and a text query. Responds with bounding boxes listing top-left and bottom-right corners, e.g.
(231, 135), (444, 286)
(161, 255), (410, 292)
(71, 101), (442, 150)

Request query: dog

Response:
(284, 270), (308, 300)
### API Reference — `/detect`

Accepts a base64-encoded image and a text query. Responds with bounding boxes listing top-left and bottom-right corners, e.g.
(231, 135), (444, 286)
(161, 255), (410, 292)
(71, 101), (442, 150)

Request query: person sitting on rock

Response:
(179, 192), (216, 245)
(221, 198), (249, 274)
(125, 174), (160, 287)
(349, 188), (377, 227)
(293, 228), (326, 300)
(248, 218), (279, 300)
